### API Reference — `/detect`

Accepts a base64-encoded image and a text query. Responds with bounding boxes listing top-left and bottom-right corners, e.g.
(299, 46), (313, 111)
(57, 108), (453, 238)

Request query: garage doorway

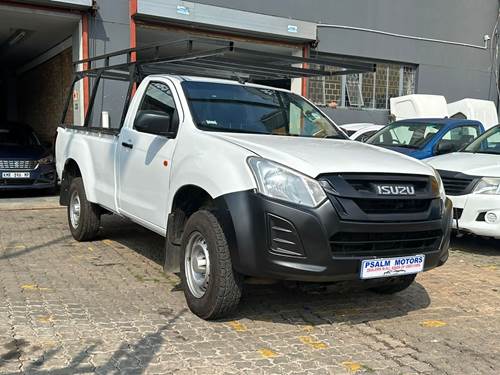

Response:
(0, 3), (80, 144)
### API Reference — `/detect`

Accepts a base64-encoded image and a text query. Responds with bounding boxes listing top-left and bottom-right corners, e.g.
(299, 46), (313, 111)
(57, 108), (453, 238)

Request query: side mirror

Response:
(134, 110), (179, 137)
(436, 142), (455, 155)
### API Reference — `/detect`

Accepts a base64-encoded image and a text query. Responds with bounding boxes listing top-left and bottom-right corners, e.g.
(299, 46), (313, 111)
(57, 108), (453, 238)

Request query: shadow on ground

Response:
(450, 234), (500, 257)
(231, 281), (431, 326)
(0, 235), (72, 261)
(99, 215), (166, 266)
(0, 309), (187, 375)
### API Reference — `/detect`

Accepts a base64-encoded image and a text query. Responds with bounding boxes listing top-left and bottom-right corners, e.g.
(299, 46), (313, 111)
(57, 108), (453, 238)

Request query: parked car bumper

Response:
(216, 191), (452, 282)
(450, 194), (500, 238)
(0, 163), (57, 190)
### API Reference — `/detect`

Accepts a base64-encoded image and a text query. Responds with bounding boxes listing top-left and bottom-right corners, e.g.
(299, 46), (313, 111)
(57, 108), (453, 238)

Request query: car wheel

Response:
(67, 177), (100, 241)
(369, 274), (416, 294)
(180, 210), (242, 320)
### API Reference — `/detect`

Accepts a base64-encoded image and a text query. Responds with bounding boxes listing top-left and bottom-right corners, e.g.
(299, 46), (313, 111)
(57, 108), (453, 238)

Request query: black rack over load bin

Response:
(62, 37), (375, 128)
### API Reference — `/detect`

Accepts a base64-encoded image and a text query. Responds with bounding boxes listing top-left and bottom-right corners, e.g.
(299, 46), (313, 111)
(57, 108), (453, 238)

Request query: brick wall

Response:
(308, 65), (343, 106)
(17, 47), (73, 144)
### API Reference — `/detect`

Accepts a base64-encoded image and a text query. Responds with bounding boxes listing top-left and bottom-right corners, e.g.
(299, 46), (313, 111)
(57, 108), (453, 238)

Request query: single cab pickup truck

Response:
(56, 75), (452, 319)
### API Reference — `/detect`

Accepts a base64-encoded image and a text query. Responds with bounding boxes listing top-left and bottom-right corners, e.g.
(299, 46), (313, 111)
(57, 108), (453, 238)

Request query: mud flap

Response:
(163, 212), (182, 273)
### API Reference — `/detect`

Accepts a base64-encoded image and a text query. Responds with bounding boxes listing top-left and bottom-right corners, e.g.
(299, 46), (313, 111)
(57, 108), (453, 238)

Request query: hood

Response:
(427, 152), (500, 177)
(208, 133), (434, 178)
(0, 144), (46, 160)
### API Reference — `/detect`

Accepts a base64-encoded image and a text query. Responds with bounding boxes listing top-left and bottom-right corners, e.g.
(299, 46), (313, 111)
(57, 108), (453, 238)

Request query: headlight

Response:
(473, 177), (500, 195)
(431, 168), (446, 201)
(37, 155), (54, 165)
(247, 157), (327, 208)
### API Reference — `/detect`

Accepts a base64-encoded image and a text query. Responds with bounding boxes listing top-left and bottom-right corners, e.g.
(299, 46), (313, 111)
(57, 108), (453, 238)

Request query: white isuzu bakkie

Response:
(56, 74), (452, 319)
(427, 125), (500, 238)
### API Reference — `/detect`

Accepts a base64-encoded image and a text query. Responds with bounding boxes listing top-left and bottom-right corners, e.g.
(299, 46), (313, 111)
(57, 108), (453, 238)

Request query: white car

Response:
(427, 125), (500, 238)
(56, 62), (452, 319)
(340, 123), (385, 142)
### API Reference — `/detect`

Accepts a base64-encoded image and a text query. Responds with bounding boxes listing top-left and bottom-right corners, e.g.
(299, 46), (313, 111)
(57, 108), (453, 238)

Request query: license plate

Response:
(360, 254), (425, 279)
(1, 172), (30, 179)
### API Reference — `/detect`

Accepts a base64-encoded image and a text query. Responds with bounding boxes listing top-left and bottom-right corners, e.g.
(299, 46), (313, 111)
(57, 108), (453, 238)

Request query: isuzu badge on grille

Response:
(375, 184), (416, 196)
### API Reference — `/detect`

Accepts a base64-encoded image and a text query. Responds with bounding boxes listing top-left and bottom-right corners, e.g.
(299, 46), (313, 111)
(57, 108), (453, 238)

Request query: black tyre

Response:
(369, 274), (416, 294)
(180, 210), (242, 320)
(67, 177), (100, 241)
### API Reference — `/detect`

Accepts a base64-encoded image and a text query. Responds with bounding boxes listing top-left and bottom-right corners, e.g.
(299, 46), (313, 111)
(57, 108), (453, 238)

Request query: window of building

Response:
(308, 61), (417, 110)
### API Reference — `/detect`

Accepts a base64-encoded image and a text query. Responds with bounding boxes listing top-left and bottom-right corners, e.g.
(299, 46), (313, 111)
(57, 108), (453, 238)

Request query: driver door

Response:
(117, 79), (181, 230)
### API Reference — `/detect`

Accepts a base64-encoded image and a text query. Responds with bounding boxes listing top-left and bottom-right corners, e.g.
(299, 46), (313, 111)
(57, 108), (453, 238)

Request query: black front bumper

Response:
(0, 164), (57, 190)
(216, 191), (452, 282)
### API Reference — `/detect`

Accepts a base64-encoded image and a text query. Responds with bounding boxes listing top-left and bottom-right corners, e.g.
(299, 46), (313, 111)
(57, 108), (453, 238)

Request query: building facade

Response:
(1, 0), (499, 141)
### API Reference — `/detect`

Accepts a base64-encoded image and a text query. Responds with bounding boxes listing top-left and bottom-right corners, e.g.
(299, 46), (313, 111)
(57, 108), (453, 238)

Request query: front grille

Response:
(330, 230), (442, 258)
(441, 177), (474, 195)
(320, 173), (442, 222)
(0, 160), (37, 170)
(438, 170), (478, 196)
(353, 198), (431, 214)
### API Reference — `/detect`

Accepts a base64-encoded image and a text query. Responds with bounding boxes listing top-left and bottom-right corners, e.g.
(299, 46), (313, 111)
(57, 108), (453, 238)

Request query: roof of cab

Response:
(147, 74), (292, 92)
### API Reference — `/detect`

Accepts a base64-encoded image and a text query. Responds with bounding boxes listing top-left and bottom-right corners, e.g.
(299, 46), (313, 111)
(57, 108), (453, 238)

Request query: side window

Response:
(135, 81), (177, 131)
(486, 130), (500, 149)
(441, 126), (479, 148)
(287, 99), (332, 137)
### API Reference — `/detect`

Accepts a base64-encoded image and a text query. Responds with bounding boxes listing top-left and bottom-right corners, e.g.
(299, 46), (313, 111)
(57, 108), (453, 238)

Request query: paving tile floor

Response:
(0, 204), (498, 374)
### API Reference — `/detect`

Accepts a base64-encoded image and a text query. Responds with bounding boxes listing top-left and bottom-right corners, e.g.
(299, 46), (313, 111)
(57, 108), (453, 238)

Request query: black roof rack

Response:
(62, 38), (375, 127)
(74, 37), (375, 82)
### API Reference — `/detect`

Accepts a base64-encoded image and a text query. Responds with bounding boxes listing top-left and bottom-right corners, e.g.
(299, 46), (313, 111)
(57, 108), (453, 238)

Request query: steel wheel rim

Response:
(185, 231), (210, 298)
(69, 190), (81, 229)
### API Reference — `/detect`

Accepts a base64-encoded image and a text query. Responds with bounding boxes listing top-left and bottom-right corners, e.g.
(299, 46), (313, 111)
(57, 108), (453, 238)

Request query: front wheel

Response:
(369, 274), (417, 294)
(180, 210), (242, 320)
(67, 177), (101, 241)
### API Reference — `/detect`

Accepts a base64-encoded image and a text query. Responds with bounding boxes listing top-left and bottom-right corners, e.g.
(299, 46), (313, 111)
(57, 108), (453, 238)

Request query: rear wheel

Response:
(369, 274), (416, 294)
(67, 177), (100, 241)
(180, 210), (242, 320)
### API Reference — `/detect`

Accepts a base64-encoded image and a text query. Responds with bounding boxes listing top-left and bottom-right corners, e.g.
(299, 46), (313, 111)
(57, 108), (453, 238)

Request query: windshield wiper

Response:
(386, 144), (418, 149)
(374, 143), (417, 149)
(323, 135), (347, 140)
(473, 151), (500, 155)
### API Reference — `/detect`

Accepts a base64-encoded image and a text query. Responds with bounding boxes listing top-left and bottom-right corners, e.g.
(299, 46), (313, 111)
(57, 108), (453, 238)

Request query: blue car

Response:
(367, 118), (485, 159)
(0, 122), (57, 191)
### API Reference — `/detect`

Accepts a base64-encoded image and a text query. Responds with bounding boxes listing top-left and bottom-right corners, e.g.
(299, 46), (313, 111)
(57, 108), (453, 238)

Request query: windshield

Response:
(463, 126), (500, 154)
(182, 82), (345, 139)
(0, 126), (40, 147)
(344, 130), (356, 136)
(368, 122), (442, 149)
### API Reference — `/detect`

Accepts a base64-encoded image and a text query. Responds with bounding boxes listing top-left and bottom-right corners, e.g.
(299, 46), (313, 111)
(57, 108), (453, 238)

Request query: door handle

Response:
(121, 142), (133, 149)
